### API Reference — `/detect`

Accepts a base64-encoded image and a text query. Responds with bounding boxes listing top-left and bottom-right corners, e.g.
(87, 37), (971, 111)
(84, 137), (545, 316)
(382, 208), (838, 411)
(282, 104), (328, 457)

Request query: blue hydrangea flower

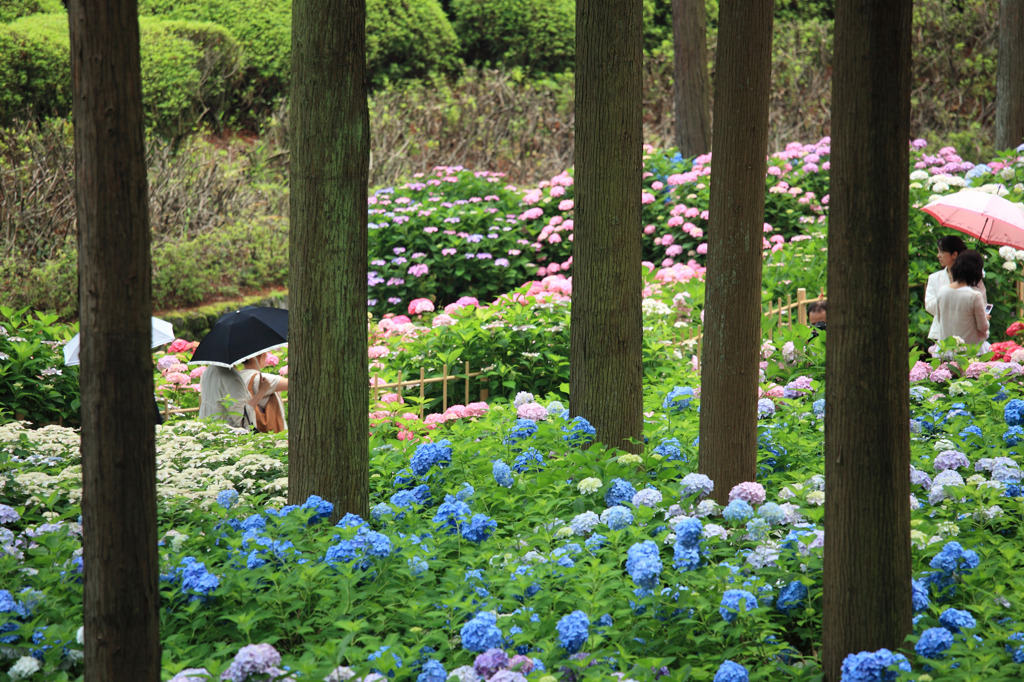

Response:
(556, 610), (589, 653)
(176, 557), (220, 601)
(723, 499), (755, 522)
(493, 461), (514, 488)
(364, 531), (391, 557)
(584, 534), (606, 552)
(460, 612), (504, 652)
(1006, 632), (1024, 664)
(625, 541), (662, 590)
(915, 627), (953, 659)
(938, 607), (976, 633)
(714, 660), (749, 682)
(1003, 426), (1024, 446)
(775, 581), (807, 614)
(812, 399), (825, 417)
(301, 495), (334, 524)
(368, 645), (403, 674)
(336, 512), (367, 529)
(840, 648), (911, 681)
(408, 556), (429, 575)
(417, 659), (447, 682)
(604, 478), (637, 507)
(653, 437), (683, 461)
(929, 541), (980, 574)
(745, 517), (769, 541)
(757, 398), (775, 419)
(241, 514), (266, 533)
(675, 517), (703, 548)
(663, 386), (695, 412)
(512, 448), (545, 472)
(674, 545), (701, 572)
(680, 473), (714, 498)
(505, 419), (538, 445)
(757, 502), (786, 524)
(1005, 399), (1024, 426)
(911, 578), (930, 612)
(562, 416), (596, 445)
(461, 514), (497, 543)
(570, 511), (601, 536)
(216, 489), (239, 509)
(433, 495), (472, 532)
(371, 503), (394, 522)
(719, 589), (758, 623)
(410, 439), (453, 476)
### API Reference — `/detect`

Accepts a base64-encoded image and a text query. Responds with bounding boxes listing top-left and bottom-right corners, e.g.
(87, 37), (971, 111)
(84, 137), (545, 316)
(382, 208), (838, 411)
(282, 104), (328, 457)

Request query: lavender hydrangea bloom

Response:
(680, 473), (714, 498)
(556, 611), (590, 653)
(909, 466), (932, 489)
(604, 478), (637, 507)
(839, 648), (911, 682)
(570, 511), (601, 536)
(220, 643), (284, 682)
(719, 589), (758, 623)
(757, 398), (775, 419)
(915, 627), (953, 659)
(410, 439), (453, 475)
(631, 488), (662, 508)
(473, 649), (509, 678)
(600, 506), (634, 531)
(489, 672), (527, 682)
(461, 514), (497, 543)
(939, 607), (976, 633)
(461, 612), (504, 652)
(493, 461), (514, 488)
(625, 541), (662, 589)
(713, 660), (749, 682)
(933, 450), (969, 472)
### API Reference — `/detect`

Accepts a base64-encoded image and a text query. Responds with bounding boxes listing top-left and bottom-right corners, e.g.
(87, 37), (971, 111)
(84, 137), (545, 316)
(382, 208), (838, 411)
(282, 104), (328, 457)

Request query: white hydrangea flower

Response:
(805, 490), (824, 506)
(694, 499), (719, 517)
(909, 169), (929, 181)
(936, 521), (960, 537)
(1003, 261), (1016, 272)
(1000, 245), (1016, 260)
(8, 657), (41, 681)
(933, 438), (958, 451)
(577, 477), (602, 494)
(973, 505), (1003, 522)
(910, 529), (930, 549)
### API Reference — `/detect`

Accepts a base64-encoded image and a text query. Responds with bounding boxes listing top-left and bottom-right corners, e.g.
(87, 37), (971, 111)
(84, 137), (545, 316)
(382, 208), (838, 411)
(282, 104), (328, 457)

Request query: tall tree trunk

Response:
(697, 0), (774, 504)
(672, 0), (712, 158)
(570, 0), (643, 453)
(995, 0), (1024, 151)
(823, 0), (913, 678)
(69, 1), (159, 679)
(288, 0), (370, 519)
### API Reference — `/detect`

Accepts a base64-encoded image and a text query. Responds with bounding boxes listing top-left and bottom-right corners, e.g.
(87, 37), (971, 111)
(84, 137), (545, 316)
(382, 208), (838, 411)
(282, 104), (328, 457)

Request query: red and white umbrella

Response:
(921, 190), (1024, 251)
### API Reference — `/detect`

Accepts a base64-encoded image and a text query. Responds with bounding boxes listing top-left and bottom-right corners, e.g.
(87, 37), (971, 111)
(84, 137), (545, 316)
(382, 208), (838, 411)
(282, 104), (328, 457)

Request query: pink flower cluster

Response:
(728, 481), (767, 506)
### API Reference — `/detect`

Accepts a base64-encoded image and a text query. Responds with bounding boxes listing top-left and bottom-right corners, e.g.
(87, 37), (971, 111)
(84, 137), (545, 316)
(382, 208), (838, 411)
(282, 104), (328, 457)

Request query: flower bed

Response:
(3, 342), (1024, 681)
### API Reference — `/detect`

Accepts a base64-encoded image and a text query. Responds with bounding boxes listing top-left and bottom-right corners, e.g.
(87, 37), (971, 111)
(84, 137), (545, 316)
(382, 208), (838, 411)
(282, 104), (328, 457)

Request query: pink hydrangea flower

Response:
(156, 356), (179, 371)
(432, 314), (455, 327)
(368, 345), (390, 359)
(167, 338), (192, 354)
(728, 481), (766, 506)
(408, 298), (435, 315)
(908, 361), (930, 382)
(929, 367), (952, 383)
(264, 353), (280, 367)
(189, 367), (206, 380)
(517, 402), (548, 421)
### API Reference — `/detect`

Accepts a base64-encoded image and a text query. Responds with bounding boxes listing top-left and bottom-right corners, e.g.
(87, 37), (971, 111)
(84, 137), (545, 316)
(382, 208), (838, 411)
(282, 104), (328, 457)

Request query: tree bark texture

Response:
(697, 0), (774, 504)
(995, 0), (1024, 151)
(570, 0), (644, 453)
(672, 0), (712, 158)
(823, 0), (913, 678)
(288, 0), (370, 520)
(69, 0), (160, 679)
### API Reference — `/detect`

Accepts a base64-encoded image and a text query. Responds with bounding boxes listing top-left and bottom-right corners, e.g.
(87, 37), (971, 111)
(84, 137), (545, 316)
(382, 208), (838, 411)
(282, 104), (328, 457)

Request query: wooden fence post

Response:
(419, 367), (426, 419)
(796, 287), (808, 326)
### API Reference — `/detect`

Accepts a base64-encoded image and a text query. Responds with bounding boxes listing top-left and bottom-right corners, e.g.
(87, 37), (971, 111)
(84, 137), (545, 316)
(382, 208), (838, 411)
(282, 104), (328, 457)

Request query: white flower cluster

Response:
(998, 245), (1024, 272)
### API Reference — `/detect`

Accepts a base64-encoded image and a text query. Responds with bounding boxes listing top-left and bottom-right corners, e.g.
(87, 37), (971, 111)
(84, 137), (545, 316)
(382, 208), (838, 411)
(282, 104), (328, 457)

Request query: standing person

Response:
(197, 365), (252, 428)
(238, 352), (289, 432)
(925, 235), (987, 341)
(935, 249), (990, 351)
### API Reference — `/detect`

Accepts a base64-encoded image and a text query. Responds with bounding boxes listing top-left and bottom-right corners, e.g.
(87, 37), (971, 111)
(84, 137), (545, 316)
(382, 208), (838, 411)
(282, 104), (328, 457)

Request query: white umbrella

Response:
(63, 316), (175, 366)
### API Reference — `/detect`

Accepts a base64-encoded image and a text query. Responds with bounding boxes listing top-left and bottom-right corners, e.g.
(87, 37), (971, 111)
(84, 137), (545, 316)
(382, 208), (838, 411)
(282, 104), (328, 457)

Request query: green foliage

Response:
(0, 0), (46, 24)
(1, 13), (71, 123)
(449, 0), (574, 73)
(366, 0), (463, 87)
(0, 306), (79, 425)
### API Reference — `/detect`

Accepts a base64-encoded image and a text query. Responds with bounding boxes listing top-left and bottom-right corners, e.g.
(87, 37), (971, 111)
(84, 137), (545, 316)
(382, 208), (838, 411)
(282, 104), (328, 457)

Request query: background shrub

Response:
(366, 0), (463, 87)
(1, 13), (71, 123)
(450, 0), (574, 73)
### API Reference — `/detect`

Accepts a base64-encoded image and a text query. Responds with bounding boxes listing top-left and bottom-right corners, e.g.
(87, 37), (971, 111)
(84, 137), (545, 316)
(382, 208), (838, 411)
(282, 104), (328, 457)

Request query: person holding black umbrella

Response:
(192, 306), (290, 431)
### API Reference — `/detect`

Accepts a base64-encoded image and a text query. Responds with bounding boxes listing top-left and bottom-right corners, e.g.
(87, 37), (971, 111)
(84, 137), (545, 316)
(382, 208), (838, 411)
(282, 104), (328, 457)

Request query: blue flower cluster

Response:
(0, 590), (31, 644)
(663, 386), (695, 412)
(1003, 425), (1024, 446)
(839, 648), (911, 682)
(562, 416), (596, 445)
(723, 499), (755, 522)
(433, 494), (472, 532)
(604, 478), (637, 507)
(719, 589), (758, 623)
(511, 447), (545, 472)
(410, 439), (453, 476)
(602, 506), (633, 531)
(915, 626), (953, 659)
(300, 495), (334, 525)
(757, 398), (775, 419)
(462, 514), (497, 543)
(625, 541), (662, 590)
(460, 612), (504, 652)
(911, 578), (930, 612)
(775, 580), (807, 614)
(216, 489), (239, 509)
(556, 610), (589, 654)
(171, 557), (220, 601)
(653, 437), (684, 461)
(504, 419), (538, 445)
(938, 607), (976, 633)
(324, 524), (391, 565)
(923, 540), (980, 596)
(1004, 398), (1024, 426)
(416, 659), (447, 682)
(673, 517), (703, 572)
(493, 460), (514, 488)
(714, 660), (749, 682)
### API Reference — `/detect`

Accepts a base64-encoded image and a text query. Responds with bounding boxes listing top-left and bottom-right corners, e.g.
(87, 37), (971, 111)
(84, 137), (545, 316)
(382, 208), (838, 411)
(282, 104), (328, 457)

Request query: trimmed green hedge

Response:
(0, 13), (242, 138)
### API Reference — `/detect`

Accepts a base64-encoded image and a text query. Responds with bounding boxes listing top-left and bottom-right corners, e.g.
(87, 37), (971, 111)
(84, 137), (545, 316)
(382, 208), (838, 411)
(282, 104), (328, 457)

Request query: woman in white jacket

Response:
(925, 235), (986, 340)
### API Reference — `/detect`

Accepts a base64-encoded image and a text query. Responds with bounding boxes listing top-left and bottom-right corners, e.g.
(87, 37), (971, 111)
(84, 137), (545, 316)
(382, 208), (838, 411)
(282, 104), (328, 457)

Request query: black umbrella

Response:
(189, 306), (289, 368)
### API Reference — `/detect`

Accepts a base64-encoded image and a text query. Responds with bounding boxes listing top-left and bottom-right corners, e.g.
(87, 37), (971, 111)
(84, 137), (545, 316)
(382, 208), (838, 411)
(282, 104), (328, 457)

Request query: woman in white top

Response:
(935, 250), (989, 348)
(925, 235), (987, 340)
